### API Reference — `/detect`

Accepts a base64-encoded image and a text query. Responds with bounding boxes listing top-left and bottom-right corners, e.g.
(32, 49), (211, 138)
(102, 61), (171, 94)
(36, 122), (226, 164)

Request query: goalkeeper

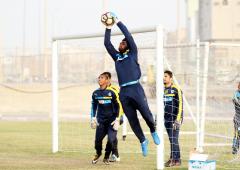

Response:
(90, 72), (120, 165)
(232, 82), (240, 154)
(104, 72), (124, 162)
(102, 12), (160, 157)
(163, 70), (183, 167)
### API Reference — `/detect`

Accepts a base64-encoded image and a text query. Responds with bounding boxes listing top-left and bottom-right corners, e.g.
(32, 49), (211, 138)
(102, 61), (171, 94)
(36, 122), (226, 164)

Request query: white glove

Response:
(91, 117), (98, 129)
(111, 118), (120, 131)
(109, 12), (119, 23)
(173, 120), (181, 130)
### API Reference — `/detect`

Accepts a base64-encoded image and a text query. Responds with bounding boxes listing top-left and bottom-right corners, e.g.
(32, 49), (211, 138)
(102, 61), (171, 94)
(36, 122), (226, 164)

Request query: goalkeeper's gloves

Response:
(91, 117), (98, 129)
(173, 120), (181, 130)
(110, 12), (119, 24)
(111, 118), (120, 131)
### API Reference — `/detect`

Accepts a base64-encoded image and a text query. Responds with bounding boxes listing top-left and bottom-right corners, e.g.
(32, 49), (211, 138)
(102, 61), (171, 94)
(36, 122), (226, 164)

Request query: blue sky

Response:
(0, 0), (186, 54)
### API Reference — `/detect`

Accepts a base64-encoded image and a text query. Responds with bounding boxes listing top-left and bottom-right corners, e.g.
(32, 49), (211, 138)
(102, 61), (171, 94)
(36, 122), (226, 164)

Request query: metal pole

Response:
(199, 42), (210, 151)
(156, 25), (164, 170)
(196, 39), (200, 151)
(52, 40), (59, 153)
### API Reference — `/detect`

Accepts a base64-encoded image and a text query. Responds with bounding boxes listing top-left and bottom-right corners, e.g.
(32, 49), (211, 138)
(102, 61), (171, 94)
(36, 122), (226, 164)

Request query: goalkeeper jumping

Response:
(102, 12), (160, 157)
(90, 72), (120, 165)
(232, 82), (240, 154)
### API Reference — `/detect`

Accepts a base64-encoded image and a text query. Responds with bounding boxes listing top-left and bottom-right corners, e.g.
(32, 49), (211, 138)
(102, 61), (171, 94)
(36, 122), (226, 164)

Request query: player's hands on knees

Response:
(173, 120), (181, 130)
(111, 118), (120, 131)
(91, 117), (98, 129)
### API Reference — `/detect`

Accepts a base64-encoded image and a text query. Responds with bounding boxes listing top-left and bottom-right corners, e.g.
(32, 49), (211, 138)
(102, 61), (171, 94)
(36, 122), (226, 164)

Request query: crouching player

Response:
(91, 72), (120, 165)
(104, 72), (124, 162)
(232, 82), (240, 154)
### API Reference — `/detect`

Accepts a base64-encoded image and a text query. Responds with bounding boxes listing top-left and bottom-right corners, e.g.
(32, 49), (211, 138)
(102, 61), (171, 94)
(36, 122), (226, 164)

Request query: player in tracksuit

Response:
(103, 12), (160, 157)
(103, 72), (124, 162)
(163, 70), (183, 167)
(232, 82), (240, 154)
(91, 72), (120, 165)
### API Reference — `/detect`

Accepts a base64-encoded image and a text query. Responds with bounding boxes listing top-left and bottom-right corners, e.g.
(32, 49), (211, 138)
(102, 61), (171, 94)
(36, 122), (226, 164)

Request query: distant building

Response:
(199, 0), (240, 42)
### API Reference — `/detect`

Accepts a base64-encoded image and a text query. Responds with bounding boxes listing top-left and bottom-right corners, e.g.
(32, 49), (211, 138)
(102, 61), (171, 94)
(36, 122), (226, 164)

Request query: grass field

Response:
(1, 121), (240, 170)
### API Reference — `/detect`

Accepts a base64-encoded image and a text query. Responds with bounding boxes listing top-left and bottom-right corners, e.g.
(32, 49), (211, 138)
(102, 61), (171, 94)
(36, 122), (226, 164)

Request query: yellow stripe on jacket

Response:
(172, 84), (183, 121)
(108, 84), (124, 117)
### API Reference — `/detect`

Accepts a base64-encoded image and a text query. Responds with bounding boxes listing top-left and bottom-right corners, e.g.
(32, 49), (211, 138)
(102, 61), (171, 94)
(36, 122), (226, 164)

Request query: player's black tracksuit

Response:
(164, 84), (183, 161)
(91, 87), (119, 157)
(104, 21), (156, 143)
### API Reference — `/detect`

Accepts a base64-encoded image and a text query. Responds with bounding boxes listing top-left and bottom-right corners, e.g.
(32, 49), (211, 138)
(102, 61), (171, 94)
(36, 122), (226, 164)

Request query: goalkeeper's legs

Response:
(93, 124), (107, 164)
(133, 86), (160, 145)
(120, 95), (145, 143)
(120, 84), (159, 145)
(120, 95), (149, 156)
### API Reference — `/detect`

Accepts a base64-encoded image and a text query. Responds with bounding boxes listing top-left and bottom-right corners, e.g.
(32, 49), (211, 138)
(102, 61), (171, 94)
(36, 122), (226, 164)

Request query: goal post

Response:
(156, 25), (164, 170)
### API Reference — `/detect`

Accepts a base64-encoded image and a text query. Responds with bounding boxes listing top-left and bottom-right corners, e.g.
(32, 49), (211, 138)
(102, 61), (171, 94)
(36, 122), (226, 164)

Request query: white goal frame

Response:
(51, 26), (165, 170)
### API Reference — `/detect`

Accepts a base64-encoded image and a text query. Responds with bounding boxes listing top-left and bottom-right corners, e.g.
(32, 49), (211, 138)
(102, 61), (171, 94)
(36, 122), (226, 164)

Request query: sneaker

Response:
(232, 148), (238, 154)
(141, 139), (149, 157)
(164, 159), (173, 167)
(92, 154), (101, 164)
(151, 132), (160, 145)
(109, 154), (120, 162)
(165, 159), (181, 167)
(103, 158), (110, 165)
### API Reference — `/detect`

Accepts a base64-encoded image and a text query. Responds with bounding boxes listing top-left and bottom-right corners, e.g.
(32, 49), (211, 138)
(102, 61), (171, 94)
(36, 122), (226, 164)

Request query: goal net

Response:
(52, 26), (240, 169)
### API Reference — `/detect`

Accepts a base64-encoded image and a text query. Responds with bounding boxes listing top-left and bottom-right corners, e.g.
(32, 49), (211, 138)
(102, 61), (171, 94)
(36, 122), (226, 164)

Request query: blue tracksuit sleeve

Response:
(90, 93), (98, 119)
(117, 21), (138, 54)
(104, 28), (118, 61)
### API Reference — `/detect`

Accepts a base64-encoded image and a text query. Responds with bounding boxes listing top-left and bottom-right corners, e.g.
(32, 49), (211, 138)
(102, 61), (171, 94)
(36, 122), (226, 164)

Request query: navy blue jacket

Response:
(164, 84), (183, 122)
(104, 22), (141, 86)
(91, 87), (119, 123)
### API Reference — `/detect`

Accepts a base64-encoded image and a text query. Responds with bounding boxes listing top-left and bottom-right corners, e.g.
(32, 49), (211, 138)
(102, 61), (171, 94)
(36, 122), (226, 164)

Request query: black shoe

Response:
(92, 154), (101, 164)
(103, 158), (110, 165)
(164, 159), (173, 167)
(232, 148), (238, 154)
(165, 159), (181, 167)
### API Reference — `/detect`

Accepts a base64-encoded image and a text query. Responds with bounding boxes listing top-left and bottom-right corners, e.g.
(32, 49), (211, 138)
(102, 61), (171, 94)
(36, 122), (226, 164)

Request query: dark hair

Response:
(164, 70), (173, 78)
(122, 38), (129, 49)
(100, 72), (111, 79)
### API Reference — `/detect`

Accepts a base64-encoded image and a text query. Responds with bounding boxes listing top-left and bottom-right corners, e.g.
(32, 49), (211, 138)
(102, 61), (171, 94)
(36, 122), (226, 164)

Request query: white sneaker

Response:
(109, 154), (120, 162)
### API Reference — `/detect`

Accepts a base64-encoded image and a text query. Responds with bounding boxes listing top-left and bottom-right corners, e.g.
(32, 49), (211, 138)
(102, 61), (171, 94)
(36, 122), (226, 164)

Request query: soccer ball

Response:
(101, 12), (115, 26)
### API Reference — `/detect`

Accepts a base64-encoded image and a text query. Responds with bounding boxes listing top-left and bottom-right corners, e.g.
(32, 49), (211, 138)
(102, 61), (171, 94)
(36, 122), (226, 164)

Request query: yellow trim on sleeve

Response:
(172, 84), (183, 121)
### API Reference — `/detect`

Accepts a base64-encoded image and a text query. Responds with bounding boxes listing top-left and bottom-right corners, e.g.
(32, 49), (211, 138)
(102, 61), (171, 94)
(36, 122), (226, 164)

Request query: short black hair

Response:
(122, 38), (130, 49)
(100, 72), (111, 79)
(164, 70), (173, 78)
